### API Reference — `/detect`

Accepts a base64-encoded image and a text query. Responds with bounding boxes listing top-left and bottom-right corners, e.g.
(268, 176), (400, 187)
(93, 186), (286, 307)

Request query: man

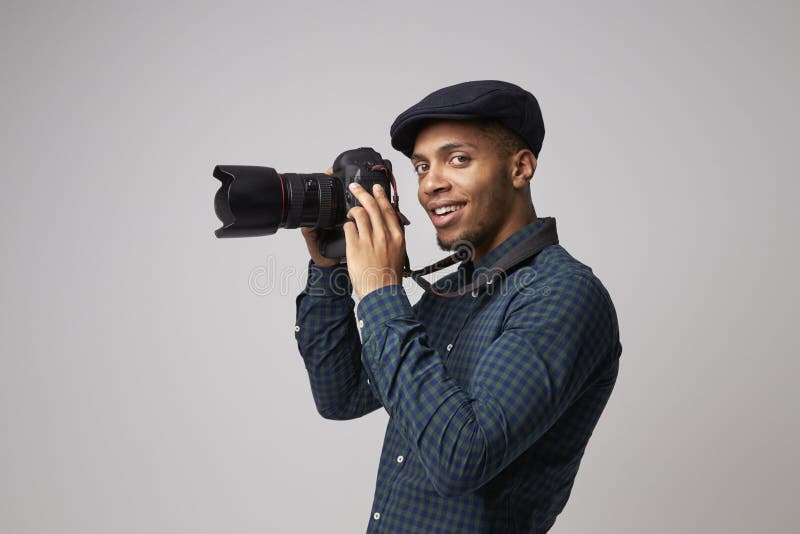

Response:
(294, 80), (622, 533)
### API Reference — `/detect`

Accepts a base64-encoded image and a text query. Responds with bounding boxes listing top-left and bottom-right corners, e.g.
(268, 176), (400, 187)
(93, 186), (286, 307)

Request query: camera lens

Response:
(213, 166), (345, 238)
(280, 173), (344, 229)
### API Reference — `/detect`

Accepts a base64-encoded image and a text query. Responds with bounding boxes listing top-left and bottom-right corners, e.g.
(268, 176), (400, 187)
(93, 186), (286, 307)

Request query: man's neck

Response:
(472, 207), (537, 263)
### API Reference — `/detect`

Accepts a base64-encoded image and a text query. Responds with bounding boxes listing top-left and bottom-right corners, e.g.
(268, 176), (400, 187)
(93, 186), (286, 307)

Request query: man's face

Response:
(412, 120), (518, 259)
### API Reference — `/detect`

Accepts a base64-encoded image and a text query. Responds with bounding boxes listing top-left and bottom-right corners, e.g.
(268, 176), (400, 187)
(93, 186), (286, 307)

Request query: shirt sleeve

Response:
(355, 272), (618, 497)
(294, 260), (382, 420)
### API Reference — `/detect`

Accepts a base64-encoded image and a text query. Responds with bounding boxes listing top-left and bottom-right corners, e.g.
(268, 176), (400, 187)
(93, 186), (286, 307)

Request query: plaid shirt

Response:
(295, 218), (622, 533)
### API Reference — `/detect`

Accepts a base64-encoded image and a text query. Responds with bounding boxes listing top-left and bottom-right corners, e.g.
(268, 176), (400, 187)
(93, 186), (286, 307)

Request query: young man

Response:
(294, 80), (622, 533)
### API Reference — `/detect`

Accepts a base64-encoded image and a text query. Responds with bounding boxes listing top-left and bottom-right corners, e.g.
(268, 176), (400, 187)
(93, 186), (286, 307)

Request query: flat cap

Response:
(390, 80), (545, 158)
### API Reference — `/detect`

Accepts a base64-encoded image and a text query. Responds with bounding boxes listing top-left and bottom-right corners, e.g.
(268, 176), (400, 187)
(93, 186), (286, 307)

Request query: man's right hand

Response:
(301, 167), (339, 268)
(301, 227), (339, 267)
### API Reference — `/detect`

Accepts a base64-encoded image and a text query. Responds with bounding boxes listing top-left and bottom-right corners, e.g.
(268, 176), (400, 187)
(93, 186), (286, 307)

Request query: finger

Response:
(325, 167), (333, 175)
(348, 183), (387, 240)
(346, 205), (372, 241)
(372, 184), (403, 238)
(342, 217), (358, 247)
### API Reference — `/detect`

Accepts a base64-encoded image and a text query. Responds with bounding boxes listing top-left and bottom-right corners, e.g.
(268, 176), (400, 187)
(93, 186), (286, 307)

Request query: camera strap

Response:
(403, 217), (559, 298)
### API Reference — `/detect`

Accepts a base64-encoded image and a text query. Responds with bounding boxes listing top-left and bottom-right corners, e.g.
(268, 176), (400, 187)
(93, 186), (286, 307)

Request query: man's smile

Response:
(427, 200), (467, 228)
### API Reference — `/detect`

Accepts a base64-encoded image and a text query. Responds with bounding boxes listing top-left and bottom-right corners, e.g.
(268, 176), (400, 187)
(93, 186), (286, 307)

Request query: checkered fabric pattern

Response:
(295, 218), (622, 533)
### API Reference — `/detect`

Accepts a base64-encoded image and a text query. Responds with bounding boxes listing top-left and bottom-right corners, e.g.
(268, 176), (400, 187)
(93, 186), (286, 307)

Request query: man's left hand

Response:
(343, 183), (406, 300)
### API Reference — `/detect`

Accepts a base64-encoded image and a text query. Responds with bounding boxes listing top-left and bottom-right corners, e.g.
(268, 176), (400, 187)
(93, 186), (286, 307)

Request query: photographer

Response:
(294, 80), (622, 533)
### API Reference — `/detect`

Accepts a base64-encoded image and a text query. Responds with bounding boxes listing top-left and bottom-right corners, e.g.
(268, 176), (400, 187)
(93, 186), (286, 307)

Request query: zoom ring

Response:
(316, 176), (334, 228)
(284, 174), (306, 229)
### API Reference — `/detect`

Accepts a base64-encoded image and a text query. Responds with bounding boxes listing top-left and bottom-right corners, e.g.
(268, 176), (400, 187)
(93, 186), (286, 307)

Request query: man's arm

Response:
(295, 261), (382, 420)
(355, 271), (619, 497)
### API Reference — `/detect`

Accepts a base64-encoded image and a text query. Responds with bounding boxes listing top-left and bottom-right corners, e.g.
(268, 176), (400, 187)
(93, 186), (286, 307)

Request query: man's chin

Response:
(437, 232), (480, 259)
(436, 236), (453, 251)
(436, 233), (461, 251)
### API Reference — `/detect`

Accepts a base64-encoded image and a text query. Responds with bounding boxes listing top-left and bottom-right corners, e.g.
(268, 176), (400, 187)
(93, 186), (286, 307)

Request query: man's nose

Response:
(420, 165), (451, 196)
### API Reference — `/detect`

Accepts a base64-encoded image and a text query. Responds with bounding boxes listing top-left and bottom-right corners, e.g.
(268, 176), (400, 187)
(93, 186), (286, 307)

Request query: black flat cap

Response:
(390, 80), (545, 159)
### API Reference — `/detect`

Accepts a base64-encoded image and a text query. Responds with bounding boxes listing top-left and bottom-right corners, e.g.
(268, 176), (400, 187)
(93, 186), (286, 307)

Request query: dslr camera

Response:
(213, 147), (406, 259)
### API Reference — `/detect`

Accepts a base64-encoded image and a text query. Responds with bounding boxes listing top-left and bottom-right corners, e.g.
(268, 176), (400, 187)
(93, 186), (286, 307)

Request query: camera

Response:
(213, 147), (405, 259)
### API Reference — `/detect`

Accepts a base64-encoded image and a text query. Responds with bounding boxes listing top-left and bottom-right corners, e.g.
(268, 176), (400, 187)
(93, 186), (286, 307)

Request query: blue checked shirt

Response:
(295, 218), (622, 533)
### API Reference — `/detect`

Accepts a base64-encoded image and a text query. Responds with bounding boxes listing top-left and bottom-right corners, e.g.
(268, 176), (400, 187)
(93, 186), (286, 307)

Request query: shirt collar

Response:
(461, 217), (550, 280)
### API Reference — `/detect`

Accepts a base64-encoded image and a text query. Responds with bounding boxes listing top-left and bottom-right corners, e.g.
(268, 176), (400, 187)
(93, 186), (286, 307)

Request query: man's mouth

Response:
(429, 202), (466, 228)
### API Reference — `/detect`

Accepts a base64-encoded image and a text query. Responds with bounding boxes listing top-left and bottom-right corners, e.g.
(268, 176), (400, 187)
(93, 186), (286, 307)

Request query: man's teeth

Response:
(434, 205), (464, 216)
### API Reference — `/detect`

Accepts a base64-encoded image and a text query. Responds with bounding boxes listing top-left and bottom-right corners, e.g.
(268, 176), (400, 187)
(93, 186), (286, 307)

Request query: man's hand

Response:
(301, 227), (339, 268)
(343, 182), (406, 300)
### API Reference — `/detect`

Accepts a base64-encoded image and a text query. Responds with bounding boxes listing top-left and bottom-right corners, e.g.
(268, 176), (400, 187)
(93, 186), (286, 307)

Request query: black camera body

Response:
(319, 148), (396, 258)
(213, 147), (400, 259)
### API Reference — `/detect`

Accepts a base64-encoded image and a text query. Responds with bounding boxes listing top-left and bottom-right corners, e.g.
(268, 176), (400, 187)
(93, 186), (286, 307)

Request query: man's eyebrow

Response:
(411, 142), (478, 161)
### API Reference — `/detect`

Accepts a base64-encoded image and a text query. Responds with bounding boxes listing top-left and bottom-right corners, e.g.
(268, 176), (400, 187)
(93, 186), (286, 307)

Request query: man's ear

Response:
(510, 150), (536, 189)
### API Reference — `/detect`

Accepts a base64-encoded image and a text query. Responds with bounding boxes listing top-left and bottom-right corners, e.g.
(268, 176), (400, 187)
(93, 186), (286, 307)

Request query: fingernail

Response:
(349, 183), (359, 191)
(373, 184), (383, 193)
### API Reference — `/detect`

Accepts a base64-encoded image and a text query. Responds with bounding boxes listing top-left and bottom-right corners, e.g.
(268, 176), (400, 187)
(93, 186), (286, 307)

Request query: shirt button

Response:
(446, 344), (453, 351)
(373, 512), (381, 520)
(358, 319), (364, 328)
(396, 455), (404, 463)
(294, 325), (300, 332)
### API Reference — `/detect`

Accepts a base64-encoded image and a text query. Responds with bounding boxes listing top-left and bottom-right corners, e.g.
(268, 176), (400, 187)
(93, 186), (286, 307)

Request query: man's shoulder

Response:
(505, 243), (615, 312)
(512, 243), (597, 287)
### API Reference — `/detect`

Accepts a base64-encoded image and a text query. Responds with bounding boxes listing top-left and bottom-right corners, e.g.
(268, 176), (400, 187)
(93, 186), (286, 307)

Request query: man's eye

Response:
(451, 155), (469, 165)
(414, 163), (429, 174)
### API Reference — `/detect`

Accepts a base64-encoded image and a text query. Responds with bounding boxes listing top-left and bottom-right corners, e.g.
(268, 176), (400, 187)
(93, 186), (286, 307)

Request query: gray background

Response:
(1, 1), (797, 532)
